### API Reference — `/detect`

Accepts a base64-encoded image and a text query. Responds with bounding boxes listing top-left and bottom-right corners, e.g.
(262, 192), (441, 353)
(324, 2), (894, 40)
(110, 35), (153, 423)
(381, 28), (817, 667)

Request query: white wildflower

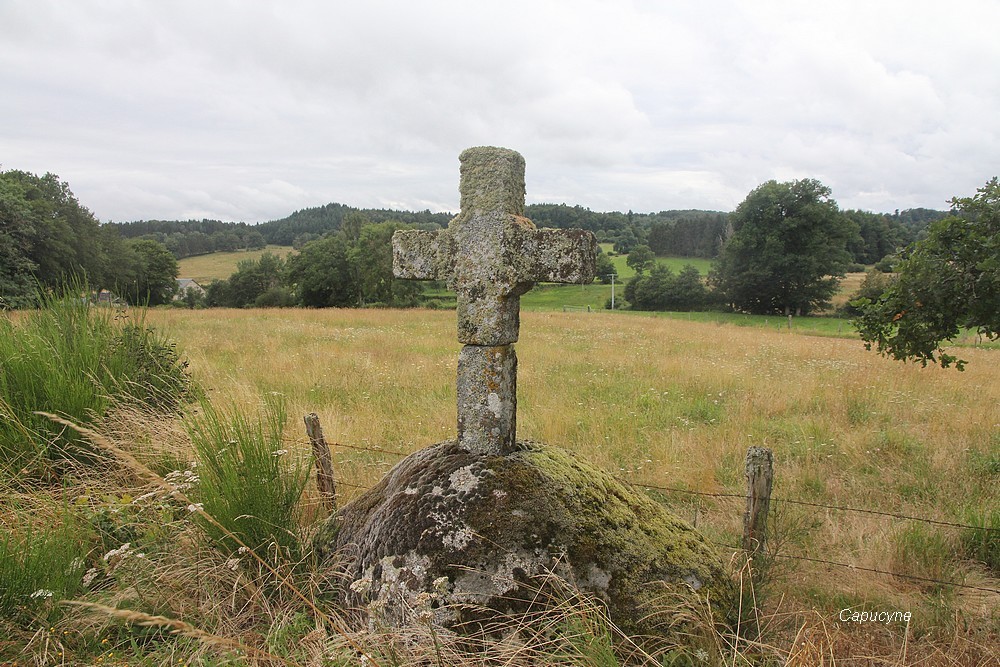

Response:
(30, 589), (54, 599)
(103, 543), (131, 562)
(272, 449), (288, 457)
(225, 558), (241, 571)
(69, 557), (85, 570)
(432, 576), (450, 594)
(186, 503), (203, 513)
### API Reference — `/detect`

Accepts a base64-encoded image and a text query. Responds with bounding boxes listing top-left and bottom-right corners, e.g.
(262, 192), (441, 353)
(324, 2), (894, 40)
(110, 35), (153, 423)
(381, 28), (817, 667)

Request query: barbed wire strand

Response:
(708, 543), (1000, 596)
(637, 482), (998, 534)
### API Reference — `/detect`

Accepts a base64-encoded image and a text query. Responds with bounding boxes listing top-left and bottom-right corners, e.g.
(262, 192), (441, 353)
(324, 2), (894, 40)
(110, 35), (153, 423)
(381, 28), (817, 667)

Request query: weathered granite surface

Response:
(316, 440), (738, 638)
(318, 147), (737, 649)
(392, 146), (597, 455)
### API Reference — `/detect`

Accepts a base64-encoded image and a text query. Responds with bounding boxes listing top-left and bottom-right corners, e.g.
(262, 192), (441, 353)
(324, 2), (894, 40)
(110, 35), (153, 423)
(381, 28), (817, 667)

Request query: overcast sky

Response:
(2, 1), (998, 223)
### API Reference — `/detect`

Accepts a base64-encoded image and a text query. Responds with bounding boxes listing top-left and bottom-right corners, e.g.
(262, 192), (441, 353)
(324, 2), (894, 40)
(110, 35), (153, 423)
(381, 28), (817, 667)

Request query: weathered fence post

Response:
(742, 446), (774, 554)
(304, 413), (337, 513)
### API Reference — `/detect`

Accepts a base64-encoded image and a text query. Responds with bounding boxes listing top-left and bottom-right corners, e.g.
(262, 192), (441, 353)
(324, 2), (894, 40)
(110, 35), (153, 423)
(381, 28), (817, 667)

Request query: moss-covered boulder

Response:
(316, 440), (737, 639)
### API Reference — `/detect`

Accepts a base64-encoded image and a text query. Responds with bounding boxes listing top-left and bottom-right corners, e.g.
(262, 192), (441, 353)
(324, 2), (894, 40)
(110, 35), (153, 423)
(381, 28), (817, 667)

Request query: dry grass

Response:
(130, 306), (1000, 663)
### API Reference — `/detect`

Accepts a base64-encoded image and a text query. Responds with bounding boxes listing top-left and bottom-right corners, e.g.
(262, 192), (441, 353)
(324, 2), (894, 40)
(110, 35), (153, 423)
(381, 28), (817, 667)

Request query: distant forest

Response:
(111, 202), (947, 266)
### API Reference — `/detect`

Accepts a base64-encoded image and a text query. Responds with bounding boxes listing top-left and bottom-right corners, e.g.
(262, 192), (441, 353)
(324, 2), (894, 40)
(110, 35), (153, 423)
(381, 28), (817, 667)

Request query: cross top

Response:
(458, 146), (525, 217)
(393, 147), (597, 455)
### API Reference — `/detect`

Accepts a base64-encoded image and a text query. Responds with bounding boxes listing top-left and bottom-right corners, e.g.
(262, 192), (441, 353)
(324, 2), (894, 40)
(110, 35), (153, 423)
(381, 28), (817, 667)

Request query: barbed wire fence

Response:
(288, 429), (1000, 597)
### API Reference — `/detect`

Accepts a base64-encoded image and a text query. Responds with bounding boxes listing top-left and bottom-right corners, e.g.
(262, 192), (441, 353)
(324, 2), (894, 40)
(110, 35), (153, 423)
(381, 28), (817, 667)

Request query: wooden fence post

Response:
(304, 413), (337, 513)
(742, 446), (774, 554)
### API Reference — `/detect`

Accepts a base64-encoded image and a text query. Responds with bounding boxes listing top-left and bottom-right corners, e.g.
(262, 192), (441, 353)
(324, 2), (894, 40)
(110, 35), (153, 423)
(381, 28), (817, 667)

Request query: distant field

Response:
(177, 243), (866, 329)
(176, 245), (296, 283)
(599, 243), (713, 280)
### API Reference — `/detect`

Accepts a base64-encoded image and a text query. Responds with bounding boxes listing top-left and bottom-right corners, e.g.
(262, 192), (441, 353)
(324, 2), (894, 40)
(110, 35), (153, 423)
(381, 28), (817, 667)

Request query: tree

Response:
(624, 264), (709, 311)
(855, 177), (1000, 369)
(119, 239), (178, 305)
(286, 235), (358, 307)
(626, 244), (655, 276)
(348, 222), (422, 306)
(227, 252), (285, 307)
(710, 179), (858, 315)
(595, 252), (617, 284)
(0, 169), (108, 300)
(0, 177), (39, 308)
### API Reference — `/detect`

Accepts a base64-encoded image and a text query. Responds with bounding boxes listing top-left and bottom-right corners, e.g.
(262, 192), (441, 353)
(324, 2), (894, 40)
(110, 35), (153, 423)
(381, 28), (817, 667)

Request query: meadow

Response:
(131, 305), (1000, 662)
(4, 288), (998, 664)
(176, 244), (297, 283)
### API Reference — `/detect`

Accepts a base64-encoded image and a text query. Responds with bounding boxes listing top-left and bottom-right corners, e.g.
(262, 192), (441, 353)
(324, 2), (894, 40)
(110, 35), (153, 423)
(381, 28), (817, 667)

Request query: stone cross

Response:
(392, 146), (597, 456)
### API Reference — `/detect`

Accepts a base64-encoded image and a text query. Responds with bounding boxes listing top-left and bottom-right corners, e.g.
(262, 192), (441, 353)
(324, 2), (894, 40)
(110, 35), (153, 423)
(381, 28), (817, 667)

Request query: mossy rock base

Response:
(317, 440), (737, 640)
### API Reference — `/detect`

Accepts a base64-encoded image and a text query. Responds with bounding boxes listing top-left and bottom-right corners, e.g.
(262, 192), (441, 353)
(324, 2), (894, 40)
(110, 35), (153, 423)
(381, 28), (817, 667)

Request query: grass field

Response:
(4, 302), (998, 664)
(176, 244), (297, 283)
(600, 243), (715, 281)
(166, 308), (1000, 656)
(144, 307), (999, 659)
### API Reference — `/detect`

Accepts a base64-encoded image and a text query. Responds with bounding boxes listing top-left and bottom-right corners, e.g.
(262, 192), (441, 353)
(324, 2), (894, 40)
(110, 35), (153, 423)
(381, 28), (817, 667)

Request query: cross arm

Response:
(521, 228), (598, 284)
(392, 229), (456, 281)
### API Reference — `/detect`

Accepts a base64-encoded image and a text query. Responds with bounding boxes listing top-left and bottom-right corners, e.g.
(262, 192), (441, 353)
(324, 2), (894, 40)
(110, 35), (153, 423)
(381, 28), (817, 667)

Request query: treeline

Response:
(0, 170), (179, 308)
(200, 219), (422, 309)
(107, 219), (268, 259)
(261, 204), (450, 246)
(111, 199), (945, 268)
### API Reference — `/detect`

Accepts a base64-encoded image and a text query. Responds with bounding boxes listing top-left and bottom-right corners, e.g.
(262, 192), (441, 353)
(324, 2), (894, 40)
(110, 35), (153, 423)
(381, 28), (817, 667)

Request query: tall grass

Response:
(0, 291), (191, 475)
(0, 490), (91, 626)
(187, 396), (311, 561)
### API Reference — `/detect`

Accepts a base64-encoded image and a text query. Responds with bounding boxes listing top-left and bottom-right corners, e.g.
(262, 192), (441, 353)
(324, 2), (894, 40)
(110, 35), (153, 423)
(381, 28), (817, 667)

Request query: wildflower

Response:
(30, 589), (55, 599)
(103, 543), (131, 561)
(225, 558), (240, 571)
(82, 568), (99, 587)
(432, 576), (449, 594)
(186, 503), (203, 513)
(272, 449), (288, 457)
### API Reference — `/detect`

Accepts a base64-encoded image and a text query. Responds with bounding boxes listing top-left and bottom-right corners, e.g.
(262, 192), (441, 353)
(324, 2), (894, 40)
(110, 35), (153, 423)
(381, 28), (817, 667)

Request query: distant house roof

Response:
(174, 278), (206, 300)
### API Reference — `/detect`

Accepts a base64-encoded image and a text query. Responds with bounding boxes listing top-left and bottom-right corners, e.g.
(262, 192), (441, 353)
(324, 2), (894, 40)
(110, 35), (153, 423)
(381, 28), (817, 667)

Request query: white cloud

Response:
(1, 0), (998, 221)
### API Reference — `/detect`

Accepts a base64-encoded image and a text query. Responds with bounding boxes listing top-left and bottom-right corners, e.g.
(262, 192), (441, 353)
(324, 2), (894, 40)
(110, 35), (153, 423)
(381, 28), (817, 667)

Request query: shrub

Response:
(841, 268), (896, 316)
(625, 264), (710, 311)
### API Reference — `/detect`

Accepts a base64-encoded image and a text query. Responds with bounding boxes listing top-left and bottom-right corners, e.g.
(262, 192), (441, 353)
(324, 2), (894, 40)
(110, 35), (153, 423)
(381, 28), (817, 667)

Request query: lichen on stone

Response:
(317, 440), (737, 640)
